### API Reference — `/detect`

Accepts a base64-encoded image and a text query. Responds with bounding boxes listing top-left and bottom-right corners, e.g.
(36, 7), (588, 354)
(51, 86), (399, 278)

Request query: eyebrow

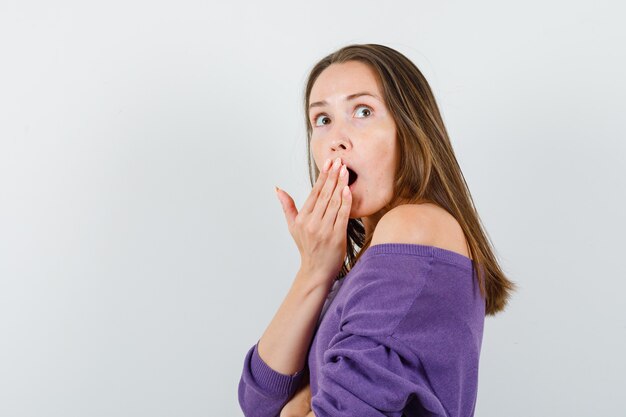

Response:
(309, 92), (380, 110)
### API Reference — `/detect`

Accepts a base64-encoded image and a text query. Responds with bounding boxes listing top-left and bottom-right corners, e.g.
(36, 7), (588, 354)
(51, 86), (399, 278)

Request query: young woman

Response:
(238, 43), (517, 417)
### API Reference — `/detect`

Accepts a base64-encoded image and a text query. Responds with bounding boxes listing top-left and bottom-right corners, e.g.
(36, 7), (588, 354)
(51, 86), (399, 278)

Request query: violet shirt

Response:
(238, 243), (485, 417)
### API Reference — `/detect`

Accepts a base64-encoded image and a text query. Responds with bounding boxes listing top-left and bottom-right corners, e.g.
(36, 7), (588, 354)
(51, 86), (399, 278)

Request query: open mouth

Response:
(347, 167), (358, 186)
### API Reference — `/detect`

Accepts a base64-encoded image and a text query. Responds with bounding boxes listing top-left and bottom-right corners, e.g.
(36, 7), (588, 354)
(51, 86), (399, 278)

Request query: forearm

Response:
(257, 268), (331, 376)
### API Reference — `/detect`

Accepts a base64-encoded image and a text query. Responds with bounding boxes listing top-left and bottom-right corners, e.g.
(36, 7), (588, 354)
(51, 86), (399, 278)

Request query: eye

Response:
(313, 114), (331, 127)
(354, 104), (373, 118)
(311, 104), (373, 127)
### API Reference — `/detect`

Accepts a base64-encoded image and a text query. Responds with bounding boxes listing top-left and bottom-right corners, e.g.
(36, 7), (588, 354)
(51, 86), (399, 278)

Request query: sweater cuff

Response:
(250, 341), (305, 396)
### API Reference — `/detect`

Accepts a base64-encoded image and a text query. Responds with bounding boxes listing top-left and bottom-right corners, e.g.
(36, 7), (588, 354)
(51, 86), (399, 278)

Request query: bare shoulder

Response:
(370, 203), (472, 260)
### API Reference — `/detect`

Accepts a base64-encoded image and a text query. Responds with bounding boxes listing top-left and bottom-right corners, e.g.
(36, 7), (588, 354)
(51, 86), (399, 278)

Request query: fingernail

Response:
(323, 158), (331, 172)
(333, 157), (341, 170)
(340, 164), (347, 177)
(274, 185), (280, 194)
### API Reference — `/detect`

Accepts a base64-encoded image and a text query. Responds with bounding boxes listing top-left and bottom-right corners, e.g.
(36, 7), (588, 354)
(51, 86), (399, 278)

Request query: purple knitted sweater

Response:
(238, 243), (485, 417)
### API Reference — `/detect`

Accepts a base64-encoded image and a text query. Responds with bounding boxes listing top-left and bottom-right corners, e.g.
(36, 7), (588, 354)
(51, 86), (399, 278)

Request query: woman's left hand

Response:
(279, 380), (312, 417)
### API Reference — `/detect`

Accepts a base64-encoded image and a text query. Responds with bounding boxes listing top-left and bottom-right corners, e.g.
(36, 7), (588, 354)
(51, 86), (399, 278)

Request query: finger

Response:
(275, 187), (298, 228)
(322, 162), (349, 229)
(300, 158), (332, 215)
(311, 157), (342, 221)
(333, 182), (352, 233)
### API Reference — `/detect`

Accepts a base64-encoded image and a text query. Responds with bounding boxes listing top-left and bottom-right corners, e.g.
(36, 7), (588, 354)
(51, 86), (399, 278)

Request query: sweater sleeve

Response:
(312, 332), (448, 417)
(237, 340), (307, 417)
(311, 252), (466, 417)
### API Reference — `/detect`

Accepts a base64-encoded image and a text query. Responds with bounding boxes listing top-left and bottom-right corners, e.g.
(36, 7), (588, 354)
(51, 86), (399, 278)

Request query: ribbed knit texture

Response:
(249, 339), (306, 396)
(238, 243), (485, 417)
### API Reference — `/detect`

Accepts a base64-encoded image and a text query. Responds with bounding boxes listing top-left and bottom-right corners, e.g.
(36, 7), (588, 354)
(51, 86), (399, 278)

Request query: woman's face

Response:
(309, 60), (399, 221)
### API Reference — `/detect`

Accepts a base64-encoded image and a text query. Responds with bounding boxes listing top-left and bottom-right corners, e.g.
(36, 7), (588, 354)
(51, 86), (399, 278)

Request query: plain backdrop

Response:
(1, 0), (624, 416)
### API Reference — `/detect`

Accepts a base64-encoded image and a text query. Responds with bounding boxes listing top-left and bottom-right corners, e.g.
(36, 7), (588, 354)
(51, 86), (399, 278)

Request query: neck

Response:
(361, 210), (387, 243)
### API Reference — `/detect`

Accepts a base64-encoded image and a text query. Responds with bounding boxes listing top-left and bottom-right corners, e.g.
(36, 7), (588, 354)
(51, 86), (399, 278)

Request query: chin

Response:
(347, 206), (360, 220)
(348, 205), (369, 220)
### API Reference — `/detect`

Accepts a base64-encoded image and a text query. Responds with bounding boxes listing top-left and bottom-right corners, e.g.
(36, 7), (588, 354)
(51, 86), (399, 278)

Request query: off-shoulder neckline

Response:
(362, 243), (474, 270)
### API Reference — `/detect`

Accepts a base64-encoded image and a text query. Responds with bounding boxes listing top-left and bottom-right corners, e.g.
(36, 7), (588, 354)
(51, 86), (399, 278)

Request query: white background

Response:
(1, 1), (624, 416)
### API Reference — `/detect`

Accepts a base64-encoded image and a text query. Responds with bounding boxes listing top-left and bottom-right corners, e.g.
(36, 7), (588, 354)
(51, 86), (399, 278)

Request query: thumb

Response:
(275, 186), (298, 225)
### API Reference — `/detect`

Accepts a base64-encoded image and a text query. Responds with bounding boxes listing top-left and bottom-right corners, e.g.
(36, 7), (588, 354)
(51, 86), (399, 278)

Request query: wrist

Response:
(294, 267), (333, 296)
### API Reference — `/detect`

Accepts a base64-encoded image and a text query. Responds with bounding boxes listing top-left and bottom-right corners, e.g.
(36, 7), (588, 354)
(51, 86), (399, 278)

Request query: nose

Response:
(330, 138), (350, 152)
(327, 118), (353, 153)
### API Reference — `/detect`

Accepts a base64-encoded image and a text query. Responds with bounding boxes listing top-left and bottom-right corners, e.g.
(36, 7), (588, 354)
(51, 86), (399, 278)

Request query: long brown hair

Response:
(303, 43), (517, 316)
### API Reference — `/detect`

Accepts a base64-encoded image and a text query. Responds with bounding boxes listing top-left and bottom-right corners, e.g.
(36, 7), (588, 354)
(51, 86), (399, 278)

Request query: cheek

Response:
(310, 143), (323, 170)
